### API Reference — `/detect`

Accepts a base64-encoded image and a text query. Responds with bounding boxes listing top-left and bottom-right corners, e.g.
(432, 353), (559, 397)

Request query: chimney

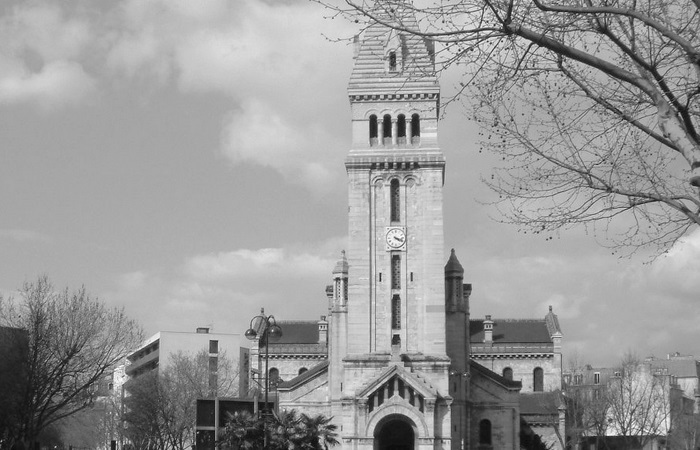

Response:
(318, 316), (328, 344)
(483, 315), (493, 344)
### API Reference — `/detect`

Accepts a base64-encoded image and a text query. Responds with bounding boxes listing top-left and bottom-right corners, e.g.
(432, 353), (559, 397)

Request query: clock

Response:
(386, 227), (406, 250)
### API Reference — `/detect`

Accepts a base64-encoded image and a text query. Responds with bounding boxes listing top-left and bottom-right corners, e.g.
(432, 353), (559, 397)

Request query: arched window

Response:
(411, 114), (420, 143)
(369, 114), (378, 146)
(391, 255), (401, 290)
(503, 367), (513, 381)
(298, 367), (308, 375)
(269, 367), (280, 387)
(390, 179), (400, 222)
(389, 51), (397, 71)
(534, 367), (544, 392)
(397, 114), (406, 144)
(391, 294), (401, 329)
(479, 419), (492, 445)
(383, 114), (392, 142)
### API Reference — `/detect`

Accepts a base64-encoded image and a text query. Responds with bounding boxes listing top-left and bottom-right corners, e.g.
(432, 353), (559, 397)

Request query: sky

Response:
(1, 0), (699, 368)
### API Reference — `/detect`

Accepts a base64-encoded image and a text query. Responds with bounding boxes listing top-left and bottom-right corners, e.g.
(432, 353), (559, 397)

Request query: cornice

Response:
(471, 353), (554, 360)
(349, 92), (439, 102)
(345, 155), (445, 171)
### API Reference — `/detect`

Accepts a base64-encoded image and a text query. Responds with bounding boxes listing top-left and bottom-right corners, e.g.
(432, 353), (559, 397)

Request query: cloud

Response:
(219, 100), (341, 188)
(0, 0), (354, 184)
(0, 3), (96, 110)
(105, 240), (344, 337)
(0, 60), (96, 110)
(184, 247), (333, 281)
(105, 0), (354, 188)
(648, 229), (700, 296)
(0, 228), (52, 243)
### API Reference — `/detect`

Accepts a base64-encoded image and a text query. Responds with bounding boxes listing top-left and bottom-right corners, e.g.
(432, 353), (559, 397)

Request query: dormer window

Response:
(389, 51), (397, 72)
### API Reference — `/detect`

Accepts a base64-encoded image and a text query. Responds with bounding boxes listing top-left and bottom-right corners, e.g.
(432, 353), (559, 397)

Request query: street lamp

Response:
(245, 308), (282, 446)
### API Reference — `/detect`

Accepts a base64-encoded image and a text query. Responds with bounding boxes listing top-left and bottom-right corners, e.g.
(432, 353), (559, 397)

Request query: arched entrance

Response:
(374, 415), (415, 450)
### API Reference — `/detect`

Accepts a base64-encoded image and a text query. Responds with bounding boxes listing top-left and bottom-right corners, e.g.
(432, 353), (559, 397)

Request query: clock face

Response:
(386, 228), (406, 249)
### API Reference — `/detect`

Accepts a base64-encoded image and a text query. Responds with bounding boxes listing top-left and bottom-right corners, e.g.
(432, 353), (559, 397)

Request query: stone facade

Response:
(470, 309), (563, 394)
(271, 2), (565, 449)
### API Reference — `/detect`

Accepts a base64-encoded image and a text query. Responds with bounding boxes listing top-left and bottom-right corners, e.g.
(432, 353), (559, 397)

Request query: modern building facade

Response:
(126, 327), (246, 395)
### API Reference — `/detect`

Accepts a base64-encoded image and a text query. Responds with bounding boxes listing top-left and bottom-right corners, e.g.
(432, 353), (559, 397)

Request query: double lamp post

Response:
(245, 307), (283, 445)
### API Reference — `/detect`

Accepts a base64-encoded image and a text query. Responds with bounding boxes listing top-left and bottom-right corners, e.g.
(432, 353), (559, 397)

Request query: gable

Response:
(356, 364), (440, 415)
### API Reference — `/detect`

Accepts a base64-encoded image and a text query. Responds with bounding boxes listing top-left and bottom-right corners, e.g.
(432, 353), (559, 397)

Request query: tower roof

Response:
(444, 248), (464, 276)
(348, 1), (439, 96)
(333, 250), (349, 275)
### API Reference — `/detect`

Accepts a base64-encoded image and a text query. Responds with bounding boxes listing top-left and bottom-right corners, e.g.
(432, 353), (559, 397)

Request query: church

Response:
(246, 2), (565, 449)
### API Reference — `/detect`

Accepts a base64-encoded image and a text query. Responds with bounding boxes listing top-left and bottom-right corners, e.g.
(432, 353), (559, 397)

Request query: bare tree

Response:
(123, 350), (239, 450)
(563, 357), (608, 450)
(0, 276), (142, 449)
(604, 354), (673, 449)
(669, 409), (700, 450)
(325, 0), (700, 253)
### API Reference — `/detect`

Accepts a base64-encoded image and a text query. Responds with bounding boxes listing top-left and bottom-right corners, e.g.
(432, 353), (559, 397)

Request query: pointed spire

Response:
(333, 250), (349, 275)
(444, 248), (464, 276)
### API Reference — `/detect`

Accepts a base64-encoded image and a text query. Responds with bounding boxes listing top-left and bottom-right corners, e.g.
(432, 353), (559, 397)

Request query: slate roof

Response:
(348, 1), (438, 95)
(266, 321), (327, 356)
(649, 358), (700, 378)
(470, 319), (552, 343)
(519, 391), (563, 415)
(272, 321), (321, 344)
(469, 360), (522, 390)
(277, 361), (329, 390)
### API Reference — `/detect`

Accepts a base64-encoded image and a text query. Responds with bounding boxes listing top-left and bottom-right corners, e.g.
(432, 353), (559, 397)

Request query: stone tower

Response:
(345, 0), (445, 360)
(328, 1), (453, 448)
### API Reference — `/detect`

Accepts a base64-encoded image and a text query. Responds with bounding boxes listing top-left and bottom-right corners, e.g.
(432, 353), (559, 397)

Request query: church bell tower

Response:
(325, 2), (453, 448)
(345, 4), (446, 359)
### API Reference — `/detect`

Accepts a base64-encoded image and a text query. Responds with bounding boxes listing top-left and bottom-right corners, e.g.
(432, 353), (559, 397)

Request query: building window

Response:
(369, 114), (378, 145)
(390, 179), (400, 222)
(391, 254), (401, 289)
(503, 367), (513, 381)
(534, 367), (544, 392)
(209, 340), (219, 354)
(383, 115), (392, 139)
(391, 295), (401, 330)
(479, 419), (492, 445)
(269, 368), (280, 387)
(389, 51), (397, 71)
(594, 372), (600, 385)
(397, 114), (406, 143)
(299, 367), (308, 375)
(209, 356), (218, 393)
(411, 114), (420, 141)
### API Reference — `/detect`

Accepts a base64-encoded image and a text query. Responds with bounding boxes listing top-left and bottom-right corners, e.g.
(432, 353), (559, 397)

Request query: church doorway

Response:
(374, 415), (415, 450)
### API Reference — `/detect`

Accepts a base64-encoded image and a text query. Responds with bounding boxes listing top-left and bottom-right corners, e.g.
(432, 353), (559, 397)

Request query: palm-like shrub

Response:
(220, 409), (338, 450)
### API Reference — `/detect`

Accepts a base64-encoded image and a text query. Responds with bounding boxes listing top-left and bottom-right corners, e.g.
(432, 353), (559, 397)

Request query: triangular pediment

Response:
(355, 364), (439, 414)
